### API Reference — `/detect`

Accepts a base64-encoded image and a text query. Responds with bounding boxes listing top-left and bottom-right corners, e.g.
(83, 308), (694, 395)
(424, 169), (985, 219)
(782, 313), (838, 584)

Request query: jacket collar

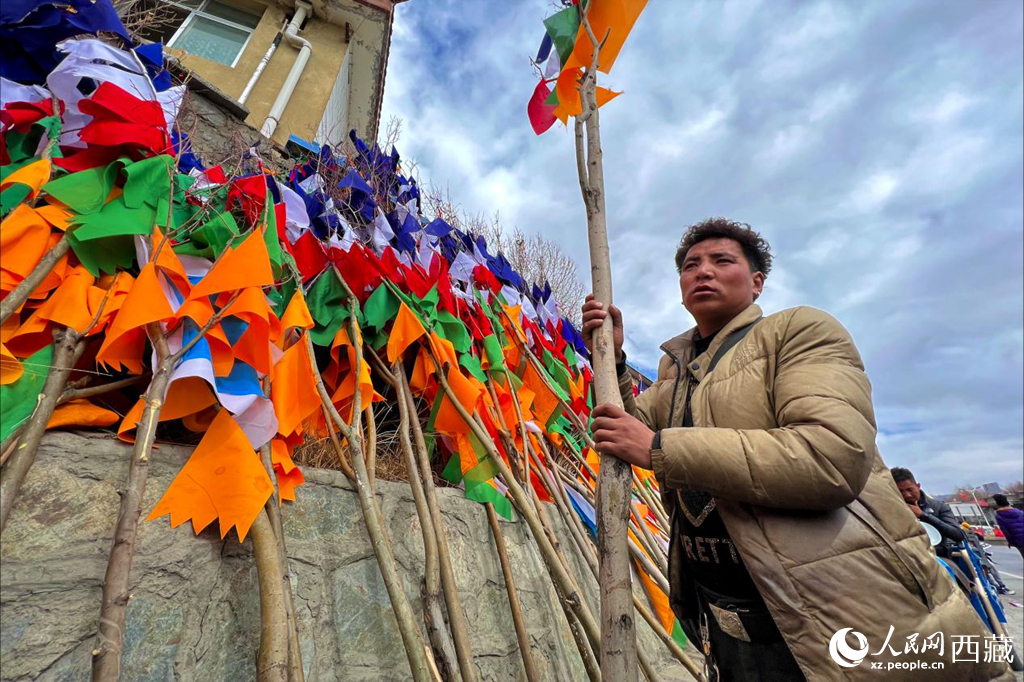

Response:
(660, 304), (763, 381)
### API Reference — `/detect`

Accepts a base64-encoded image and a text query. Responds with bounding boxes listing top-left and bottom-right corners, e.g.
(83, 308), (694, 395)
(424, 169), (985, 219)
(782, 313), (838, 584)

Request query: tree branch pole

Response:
(92, 277), (243, 681)
(0, 235), (71, 326)
(485, 502), (541, 682)
(251, 509), (289, 682)
(365, 402), (378, 493)
(296, 297), (432, 682)
(428, 354), (603, 657)
(572, 10), (638, 678)
(398, 368), (477, 682)
(92, 322), (173, 681)
(258, 428), (305, 682)
(394, 364), (464, 682)
(59, 375), (147, 403)
(0, 327), (86, 528)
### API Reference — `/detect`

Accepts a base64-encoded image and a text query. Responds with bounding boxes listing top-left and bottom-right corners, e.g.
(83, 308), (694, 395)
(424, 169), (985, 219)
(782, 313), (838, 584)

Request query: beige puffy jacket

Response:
(619, 304), (1012, 680)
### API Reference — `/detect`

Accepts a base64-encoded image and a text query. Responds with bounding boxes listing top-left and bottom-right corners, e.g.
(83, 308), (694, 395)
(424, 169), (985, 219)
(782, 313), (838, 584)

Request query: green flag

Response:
(436, 310), (472, 353)
(306, 270), (351, 346)
(543, 6), (580, 66)
(363, 283), (400, 333)
(173, 210), (240, 258)
(1, 345), (54, 442)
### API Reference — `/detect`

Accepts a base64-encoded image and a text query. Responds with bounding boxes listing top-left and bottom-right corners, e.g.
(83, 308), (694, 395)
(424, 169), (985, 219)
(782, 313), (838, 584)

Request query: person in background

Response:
(993, 493), (1024, 561)
(890, 467), (965, 558)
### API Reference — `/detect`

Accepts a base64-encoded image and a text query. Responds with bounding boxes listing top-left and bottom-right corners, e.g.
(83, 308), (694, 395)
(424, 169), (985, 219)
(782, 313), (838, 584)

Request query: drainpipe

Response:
(260, 1), (313, 139)
(239, 21), (286, 105)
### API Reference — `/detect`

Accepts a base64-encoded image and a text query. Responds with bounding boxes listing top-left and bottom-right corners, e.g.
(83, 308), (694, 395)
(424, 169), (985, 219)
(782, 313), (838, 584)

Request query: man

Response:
(993, 494), (1024, 561)
(890, 467), (966, 559)
(583, 218), (1011, 680)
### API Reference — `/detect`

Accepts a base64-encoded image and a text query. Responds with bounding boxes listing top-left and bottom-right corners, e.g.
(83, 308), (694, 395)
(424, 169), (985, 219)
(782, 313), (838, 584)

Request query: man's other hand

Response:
(581, 294), (624, 363)
(908, 504), (923, 518)
(591, 403), (655, 469)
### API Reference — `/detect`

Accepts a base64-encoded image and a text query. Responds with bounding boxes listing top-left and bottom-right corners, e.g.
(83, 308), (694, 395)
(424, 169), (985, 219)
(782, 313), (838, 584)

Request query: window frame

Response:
(166, 0), (262, 68)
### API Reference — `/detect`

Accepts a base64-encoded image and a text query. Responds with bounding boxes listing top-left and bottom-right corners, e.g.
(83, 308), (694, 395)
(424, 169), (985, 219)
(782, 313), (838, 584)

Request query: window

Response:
(137, 0), (263, 67)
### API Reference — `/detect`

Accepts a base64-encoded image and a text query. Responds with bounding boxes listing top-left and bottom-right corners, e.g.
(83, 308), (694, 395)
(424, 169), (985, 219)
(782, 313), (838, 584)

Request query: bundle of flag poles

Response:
(1, 0), (692, 674)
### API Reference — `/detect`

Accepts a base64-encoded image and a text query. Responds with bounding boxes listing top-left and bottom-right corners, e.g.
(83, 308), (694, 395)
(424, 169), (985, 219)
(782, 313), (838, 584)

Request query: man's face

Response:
(896, 479), (921, 505)
(679, 238), (765, 324)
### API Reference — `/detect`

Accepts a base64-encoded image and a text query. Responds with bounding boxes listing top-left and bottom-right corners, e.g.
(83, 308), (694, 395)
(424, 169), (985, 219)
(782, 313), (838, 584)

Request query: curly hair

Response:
(674, 218), (773, 276)
(890, 467), (917, 485)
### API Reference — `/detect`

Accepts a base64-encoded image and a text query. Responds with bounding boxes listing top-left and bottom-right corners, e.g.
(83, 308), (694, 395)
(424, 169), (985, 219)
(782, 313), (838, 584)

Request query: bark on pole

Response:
(252, 510), (290, 682)
(92, 323), (174, 681)
(394, 364), (465, 682)
(485, 502), (541, 682)
(573, 16), (639, 681)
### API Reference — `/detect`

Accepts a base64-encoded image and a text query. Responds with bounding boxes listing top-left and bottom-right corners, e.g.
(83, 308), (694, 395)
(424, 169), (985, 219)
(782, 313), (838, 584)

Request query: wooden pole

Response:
(572, 9), (638, 677)
(297, 311), (432, 681)
(92, 288), (242, 681)
(258, 439), (305, 682)
(394, 364), (465, 681)
(485, 503), (541, 682)
(251, 510), (289, 682)
(92, 323), (173, 681)
(398, 368), (477, 682)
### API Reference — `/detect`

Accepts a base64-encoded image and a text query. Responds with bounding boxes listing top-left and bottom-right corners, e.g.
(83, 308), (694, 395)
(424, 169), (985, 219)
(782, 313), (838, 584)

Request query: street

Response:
(988, 544), (1024, 678)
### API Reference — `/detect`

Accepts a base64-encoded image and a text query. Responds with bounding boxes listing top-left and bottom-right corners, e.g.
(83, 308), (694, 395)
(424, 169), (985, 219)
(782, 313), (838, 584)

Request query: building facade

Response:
(137, 0), (400, 147)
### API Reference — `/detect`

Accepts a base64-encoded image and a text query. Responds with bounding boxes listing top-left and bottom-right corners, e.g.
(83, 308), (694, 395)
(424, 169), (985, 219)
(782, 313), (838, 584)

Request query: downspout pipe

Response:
(239, 21), (285, 105)
(260, 1), (313, 139)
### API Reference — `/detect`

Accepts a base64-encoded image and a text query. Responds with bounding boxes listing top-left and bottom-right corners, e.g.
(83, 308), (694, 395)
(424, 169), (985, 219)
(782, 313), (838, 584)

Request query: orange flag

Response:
(522, 360), (562, 427)
(272, 337), (322, 438)
(329, 326), (376, 415)
(96, 263), (175, 374)
(1, 311), (20, 383)
(408, 345), (434, 395)
(454, 432), (480, 476)
(222, 286), (275, 376)
(147, 409), (274, 541)
(279, 289), (314, 333)
(47, 399), (119, 430)
(566, 0), (648, 74)
(0, 205), (52, 294)
(118, 376), (218, 441)
(144, 227), (191, 295)
(271, 438), (305, 502)
(386, 302), (426, 363)
(634, 546), (675, 635)
(427, 330), (458, 369)
(188, 229), (274, 301)
(0, 159), (50, 201)
(434, 364), (484, 437)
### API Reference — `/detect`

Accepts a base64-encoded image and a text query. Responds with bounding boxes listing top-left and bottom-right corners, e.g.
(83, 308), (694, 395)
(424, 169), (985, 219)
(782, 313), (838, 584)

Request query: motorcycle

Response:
(922, 522), (1024, 672)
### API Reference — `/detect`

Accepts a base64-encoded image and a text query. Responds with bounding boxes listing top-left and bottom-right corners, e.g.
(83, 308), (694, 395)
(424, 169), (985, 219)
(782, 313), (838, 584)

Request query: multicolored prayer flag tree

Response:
(0, 0), (695, 679)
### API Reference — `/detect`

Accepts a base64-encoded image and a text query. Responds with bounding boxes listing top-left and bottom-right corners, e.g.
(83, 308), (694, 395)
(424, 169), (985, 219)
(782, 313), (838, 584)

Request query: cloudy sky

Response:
(380, 0), (1023, 494)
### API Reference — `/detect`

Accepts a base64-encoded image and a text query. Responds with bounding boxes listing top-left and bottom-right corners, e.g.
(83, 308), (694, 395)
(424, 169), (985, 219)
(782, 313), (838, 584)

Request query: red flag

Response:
(527, 79), (557, 135)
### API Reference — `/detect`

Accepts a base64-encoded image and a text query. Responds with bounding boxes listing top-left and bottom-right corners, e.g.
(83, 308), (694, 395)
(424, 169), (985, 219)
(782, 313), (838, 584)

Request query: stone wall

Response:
(1, 432), (695, 681)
